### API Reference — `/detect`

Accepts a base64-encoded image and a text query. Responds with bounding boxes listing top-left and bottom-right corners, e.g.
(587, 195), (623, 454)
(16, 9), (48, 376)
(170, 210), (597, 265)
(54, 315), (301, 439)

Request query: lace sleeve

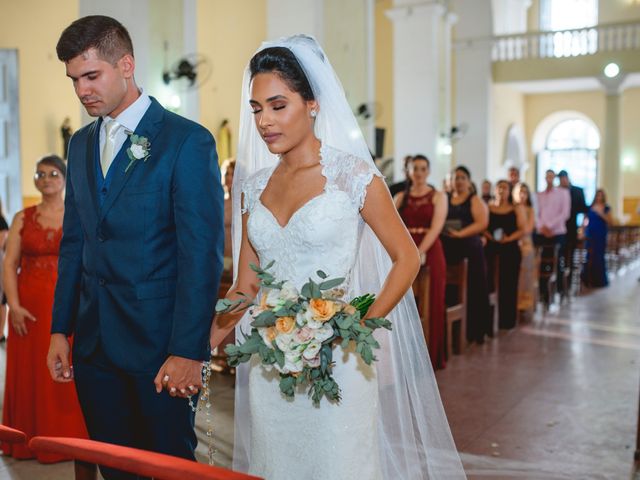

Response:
(323, 147), (382, 211)
(240, 177), (254, 215)
(349, 156), (379, 210)
(240, 167), (271, 214)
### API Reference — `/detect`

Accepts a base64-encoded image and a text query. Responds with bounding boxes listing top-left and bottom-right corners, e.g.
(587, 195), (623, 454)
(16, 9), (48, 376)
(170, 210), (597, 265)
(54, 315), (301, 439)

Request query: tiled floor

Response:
(1, 266), (639, 479)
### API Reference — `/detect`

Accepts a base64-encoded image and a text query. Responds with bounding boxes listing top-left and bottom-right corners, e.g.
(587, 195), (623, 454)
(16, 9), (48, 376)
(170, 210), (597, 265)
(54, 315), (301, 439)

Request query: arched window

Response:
(537, 118), (600, 207)
(540, 0), (598, 56)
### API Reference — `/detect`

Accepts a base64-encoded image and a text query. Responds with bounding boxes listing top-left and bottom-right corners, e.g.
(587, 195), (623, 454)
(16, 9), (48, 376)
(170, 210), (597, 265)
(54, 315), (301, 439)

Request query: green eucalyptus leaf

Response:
(319, 278), (344, 290)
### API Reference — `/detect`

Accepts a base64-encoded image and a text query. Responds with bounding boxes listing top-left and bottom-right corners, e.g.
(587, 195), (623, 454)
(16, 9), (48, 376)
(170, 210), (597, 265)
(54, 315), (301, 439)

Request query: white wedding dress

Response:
(240, 145), (383, 480)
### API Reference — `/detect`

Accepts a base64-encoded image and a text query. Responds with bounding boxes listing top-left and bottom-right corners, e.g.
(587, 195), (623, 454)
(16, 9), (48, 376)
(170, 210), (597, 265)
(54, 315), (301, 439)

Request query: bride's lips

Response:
(262, 133), (281, 144)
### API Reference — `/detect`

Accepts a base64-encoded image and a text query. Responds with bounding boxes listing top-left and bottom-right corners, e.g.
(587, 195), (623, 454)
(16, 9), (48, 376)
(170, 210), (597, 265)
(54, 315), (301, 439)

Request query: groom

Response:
(47, 15), (223, 478)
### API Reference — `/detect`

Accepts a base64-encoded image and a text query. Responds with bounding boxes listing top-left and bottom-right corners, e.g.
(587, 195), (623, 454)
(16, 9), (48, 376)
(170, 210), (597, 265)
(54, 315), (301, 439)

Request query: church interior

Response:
(1, 0), (640, 478)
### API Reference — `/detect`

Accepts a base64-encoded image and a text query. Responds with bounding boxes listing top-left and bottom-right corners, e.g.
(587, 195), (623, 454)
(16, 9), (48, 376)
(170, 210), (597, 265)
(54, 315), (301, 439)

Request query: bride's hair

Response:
(249, 47), (315, 102)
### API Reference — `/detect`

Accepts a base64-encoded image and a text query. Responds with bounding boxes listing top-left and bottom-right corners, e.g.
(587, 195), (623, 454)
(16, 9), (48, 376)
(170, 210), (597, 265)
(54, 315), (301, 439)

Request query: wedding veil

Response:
(231, 35), (466, 479)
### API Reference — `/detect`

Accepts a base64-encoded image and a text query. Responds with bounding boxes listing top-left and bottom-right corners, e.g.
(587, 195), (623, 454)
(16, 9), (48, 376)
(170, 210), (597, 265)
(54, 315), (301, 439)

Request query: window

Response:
(540, 0), (598, 56)
(537, 118), (600, 208)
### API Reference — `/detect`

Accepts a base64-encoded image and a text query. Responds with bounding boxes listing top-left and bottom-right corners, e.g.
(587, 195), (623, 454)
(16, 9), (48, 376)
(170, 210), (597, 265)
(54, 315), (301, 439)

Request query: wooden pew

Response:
(445, 259), (468, 358)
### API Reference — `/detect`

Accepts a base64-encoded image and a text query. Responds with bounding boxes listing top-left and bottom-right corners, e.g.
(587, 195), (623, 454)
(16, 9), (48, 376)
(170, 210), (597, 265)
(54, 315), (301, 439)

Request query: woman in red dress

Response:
(2, 155), (88, 463)
(394, 155), (448, 369)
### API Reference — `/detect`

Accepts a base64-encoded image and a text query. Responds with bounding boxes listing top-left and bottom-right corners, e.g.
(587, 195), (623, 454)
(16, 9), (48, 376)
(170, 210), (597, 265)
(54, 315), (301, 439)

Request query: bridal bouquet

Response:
(215, 261), (391, 406)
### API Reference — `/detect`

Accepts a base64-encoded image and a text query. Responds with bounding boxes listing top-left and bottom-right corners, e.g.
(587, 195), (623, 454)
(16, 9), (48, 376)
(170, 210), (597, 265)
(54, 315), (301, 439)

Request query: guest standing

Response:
(389, 155), (413, 197)
(485, 180), (525, 329)
(222, 158), (236, 272)
(481, 180), (493, 203)
(512, 182), (536, 318)
(582, 189), (613, 288)
(508, 166), (521, 203)
(395, 155), (448, 369)
(442, 166), (490, 344)
(0, 200), (9, 342)
(2, 155), (89, 463)
(535, 169), (570, 302)
(558, 170), (588, 288)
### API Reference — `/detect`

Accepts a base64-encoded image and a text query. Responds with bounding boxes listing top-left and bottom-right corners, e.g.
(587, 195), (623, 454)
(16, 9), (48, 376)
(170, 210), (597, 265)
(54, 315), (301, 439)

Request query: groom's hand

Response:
(154, 355), (204, 398)
(47, 333), (74, 383)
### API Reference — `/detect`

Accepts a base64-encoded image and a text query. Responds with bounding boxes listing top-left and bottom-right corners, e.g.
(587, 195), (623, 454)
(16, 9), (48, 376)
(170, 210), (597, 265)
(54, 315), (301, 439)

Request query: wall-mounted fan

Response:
(162, 53), (212, 91)
(354, 102), (382, 121)
(442, 123), (469, 143)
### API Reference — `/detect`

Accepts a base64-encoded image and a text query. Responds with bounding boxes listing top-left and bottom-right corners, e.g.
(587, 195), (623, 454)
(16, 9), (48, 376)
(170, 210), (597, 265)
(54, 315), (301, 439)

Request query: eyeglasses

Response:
(34, 170), (62, 180)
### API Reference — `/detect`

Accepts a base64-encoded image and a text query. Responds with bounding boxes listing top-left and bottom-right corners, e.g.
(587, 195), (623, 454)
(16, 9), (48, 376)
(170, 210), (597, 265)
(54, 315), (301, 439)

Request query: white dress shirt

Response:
(99, 90), (152, 169)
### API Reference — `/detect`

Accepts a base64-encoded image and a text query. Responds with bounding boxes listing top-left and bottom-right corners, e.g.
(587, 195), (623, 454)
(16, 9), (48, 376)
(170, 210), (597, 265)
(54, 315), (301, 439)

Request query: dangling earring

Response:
(310, 110), (317, 118)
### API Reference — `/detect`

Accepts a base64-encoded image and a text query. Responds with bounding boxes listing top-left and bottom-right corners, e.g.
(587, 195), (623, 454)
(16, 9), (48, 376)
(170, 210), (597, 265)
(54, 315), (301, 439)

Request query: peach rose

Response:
(308, 299), (338, 323)
(342, 304), (357, 316)
(259, 326), (278, 347)
(275, 316), (296, 335)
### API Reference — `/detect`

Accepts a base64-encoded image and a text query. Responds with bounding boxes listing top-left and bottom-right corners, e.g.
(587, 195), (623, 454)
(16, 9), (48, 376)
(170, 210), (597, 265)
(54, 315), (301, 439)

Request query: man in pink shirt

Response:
(535, 169), (571, 300)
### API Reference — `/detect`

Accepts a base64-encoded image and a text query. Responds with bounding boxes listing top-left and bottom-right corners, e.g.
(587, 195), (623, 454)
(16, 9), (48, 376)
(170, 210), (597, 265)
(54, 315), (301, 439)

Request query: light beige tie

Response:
(101, 119), (121, 176)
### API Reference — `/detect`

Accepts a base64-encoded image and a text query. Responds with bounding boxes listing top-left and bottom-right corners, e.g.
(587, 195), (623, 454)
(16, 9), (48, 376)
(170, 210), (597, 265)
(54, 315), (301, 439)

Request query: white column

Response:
(600, 75), (626, 218)
(386, 1), (448, 183)
(266, 0), (324, 41)
(452, 0), (493, 183)
(182, 0), (199, 122)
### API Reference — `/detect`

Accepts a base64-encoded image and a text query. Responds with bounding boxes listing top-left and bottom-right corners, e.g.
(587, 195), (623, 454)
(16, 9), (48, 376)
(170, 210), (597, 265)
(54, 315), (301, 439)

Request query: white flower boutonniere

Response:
(125, 133), (151, 172)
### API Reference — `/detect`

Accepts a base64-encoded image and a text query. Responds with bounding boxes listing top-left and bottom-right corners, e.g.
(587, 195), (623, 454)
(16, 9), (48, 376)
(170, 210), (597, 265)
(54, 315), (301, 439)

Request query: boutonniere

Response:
(125, 131), (151, 172)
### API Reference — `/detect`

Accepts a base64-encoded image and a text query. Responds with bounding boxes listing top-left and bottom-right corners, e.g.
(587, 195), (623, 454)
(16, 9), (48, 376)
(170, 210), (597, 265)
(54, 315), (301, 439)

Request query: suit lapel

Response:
(99, 98), (165, 222)
(85, 119), (100, 218)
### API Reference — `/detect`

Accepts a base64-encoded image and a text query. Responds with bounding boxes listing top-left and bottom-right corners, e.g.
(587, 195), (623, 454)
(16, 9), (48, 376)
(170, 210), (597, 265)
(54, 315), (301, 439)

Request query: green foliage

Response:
(217, 261), (393, 406)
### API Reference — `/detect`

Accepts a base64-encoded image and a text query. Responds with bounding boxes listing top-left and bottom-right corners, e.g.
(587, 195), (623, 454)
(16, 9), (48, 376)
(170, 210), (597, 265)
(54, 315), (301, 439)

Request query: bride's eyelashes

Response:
(251, 105), (286, 115)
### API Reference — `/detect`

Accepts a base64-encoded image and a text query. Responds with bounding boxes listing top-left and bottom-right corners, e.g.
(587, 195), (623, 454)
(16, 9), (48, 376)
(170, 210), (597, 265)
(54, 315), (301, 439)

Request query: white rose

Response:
(302, 341), (321, 360)
(275, 333), (295, 352)
(306, 355), (321, 368)
(314, 323), (334, 343)
(282, 352), (303, 374)
(265, 288), (282, 308)
(304, 308), (324, 329)
(279, 281), (299, 302)
(130, 144), (146, 159)
(296, 311), (307, 327)
(295, 326), (314, 343)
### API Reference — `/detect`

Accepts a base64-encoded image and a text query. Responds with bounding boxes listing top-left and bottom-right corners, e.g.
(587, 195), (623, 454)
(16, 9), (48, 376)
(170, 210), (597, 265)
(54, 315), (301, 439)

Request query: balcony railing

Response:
(492, 21), (640, 62)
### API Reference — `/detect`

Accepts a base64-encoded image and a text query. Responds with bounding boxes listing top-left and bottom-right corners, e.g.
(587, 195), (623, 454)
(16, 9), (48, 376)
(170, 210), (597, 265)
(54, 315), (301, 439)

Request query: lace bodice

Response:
(19, 206), (62, 279)
(242, 145), (377, 291)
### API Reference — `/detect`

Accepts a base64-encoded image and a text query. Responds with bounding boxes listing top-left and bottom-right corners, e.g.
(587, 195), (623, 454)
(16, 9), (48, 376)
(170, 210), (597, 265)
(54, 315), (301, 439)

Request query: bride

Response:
(209, 35), (466, 480)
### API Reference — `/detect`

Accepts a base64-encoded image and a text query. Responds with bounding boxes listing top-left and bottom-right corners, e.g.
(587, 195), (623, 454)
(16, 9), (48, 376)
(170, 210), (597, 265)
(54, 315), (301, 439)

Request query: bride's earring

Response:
(310, 110), (317, 118)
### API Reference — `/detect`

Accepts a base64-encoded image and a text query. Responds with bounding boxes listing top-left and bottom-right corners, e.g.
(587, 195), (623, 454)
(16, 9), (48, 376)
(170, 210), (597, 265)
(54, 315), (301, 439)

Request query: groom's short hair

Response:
(56, 15), (133, 64)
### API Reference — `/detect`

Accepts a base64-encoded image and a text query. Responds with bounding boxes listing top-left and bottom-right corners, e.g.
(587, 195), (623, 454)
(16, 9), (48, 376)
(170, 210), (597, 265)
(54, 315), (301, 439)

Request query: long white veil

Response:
(231, 35), (466, 479)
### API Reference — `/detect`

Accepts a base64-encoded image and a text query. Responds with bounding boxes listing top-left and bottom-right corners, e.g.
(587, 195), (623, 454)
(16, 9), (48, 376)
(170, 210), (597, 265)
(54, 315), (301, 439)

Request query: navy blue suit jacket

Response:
(52, 98), (224, 373)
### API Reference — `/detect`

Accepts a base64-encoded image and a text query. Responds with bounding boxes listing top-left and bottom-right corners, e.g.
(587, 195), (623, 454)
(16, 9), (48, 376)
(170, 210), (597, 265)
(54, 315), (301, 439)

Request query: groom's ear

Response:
(117, 54), (136, 80)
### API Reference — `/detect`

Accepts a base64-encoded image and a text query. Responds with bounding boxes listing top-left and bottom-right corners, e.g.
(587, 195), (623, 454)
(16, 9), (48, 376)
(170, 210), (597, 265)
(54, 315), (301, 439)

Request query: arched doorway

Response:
(534, 113), (600, 207)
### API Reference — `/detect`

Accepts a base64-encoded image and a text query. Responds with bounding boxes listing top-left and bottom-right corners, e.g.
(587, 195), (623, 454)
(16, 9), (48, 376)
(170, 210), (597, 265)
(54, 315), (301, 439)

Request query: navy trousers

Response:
(73, 346), (198, 480)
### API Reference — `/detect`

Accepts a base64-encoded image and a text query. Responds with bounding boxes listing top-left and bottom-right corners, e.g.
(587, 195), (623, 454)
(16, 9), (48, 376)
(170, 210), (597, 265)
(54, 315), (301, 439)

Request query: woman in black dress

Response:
(0, 198), (9, 342)
(441, 166), (490, 344)
(484, 180), (525, 329)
